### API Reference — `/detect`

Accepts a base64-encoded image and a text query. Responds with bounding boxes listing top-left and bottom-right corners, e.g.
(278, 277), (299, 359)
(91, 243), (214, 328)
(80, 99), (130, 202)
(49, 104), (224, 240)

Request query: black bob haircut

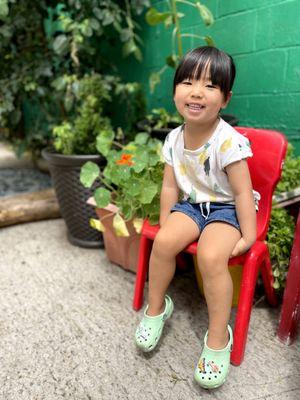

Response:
(173, 46), (236, 99)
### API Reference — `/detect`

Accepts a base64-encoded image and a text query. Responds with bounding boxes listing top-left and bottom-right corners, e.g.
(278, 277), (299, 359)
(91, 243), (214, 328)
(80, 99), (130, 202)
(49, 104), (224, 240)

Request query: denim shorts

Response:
(171, 200), (241, 233)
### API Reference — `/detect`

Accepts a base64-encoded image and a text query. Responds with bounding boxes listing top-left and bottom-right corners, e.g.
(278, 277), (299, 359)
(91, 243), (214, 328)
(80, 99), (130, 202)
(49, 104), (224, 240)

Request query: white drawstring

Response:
(200, 202), (210, 220)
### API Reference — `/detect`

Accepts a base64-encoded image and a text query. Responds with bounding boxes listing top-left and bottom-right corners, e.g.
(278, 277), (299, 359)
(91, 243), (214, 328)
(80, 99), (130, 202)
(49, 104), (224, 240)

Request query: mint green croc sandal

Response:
(194, 325), (233, 389)
(135, 295), (174, 352)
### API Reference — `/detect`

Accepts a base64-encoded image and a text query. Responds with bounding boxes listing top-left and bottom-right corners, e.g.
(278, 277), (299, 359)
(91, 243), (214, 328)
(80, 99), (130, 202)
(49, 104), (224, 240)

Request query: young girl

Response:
(135, 46), (258, 389)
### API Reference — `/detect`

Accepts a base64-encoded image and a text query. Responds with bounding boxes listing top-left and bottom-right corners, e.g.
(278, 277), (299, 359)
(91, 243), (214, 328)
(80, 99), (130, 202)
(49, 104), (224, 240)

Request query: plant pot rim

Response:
(42, 147), (105, 167)
(137, 119), (179, 134)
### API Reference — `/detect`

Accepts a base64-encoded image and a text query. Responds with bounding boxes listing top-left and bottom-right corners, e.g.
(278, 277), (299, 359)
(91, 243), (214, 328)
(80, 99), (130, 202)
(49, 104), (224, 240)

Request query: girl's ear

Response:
(222, 91), (232, 109)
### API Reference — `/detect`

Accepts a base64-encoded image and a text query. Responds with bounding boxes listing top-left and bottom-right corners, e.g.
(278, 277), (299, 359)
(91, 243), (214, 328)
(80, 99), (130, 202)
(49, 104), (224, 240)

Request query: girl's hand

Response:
(230, 237), (254, 258)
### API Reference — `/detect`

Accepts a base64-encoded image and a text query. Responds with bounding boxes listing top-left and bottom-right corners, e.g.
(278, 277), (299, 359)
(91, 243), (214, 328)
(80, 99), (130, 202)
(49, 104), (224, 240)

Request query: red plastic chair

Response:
(133, 127), (288, 366)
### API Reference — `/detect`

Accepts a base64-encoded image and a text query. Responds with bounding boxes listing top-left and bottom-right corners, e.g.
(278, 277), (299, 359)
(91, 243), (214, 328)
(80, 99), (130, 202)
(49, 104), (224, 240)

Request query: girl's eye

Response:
(182, 81), (192, 85)
(206, 84), (216, 89)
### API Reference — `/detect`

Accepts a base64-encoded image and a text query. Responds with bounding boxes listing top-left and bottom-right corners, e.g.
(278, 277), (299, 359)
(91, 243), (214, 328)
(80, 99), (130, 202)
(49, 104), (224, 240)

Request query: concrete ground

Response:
(0, 218), (299, 400)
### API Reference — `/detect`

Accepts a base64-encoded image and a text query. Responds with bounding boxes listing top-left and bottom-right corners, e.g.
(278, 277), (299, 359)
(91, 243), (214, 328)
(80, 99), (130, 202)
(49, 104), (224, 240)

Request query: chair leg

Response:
(277, 211), (300, 345)
(231, 255), (261, 366)
(133, 235), (152, 311)
(260, 248), (278, 307)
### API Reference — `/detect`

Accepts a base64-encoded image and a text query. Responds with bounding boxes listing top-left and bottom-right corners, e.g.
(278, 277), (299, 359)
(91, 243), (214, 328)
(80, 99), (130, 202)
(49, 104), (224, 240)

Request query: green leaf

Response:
(126, 178), (141, 197)
(90, 18), (100, 30)
(53, 34), (69, 54)
(134, 132), (149, 145)
(134, 47), (143, 62)
(113, 213), (129, 237)
(166, 54), (178, 69)
(90, 218), (105, 232)
(80, 161), (100, 188)
(140, 183), (158, 204)
(0, 0), (9, 19)
(102, 10), (114, 26)
(133, 218), (143, 234)
(122, 39), (137, 58)
(145, 8), (172, 26)
(96, 130), (115, 156)
(273, 268), (280, 277)
(94, 187), (111, 208)
(149, 72), (161, 94)
(196, 3), (214, 26)
(120, 28), (132, 42)
(164, 15), (173, 28)
(273, 279), (280, 289)
(132, 158), (147, 173)
(204, 36), (215, 47)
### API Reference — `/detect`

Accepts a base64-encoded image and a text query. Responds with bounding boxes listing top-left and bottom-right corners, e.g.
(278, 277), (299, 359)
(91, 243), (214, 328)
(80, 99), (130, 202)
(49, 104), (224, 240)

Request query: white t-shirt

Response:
(162, 118), (260, 209)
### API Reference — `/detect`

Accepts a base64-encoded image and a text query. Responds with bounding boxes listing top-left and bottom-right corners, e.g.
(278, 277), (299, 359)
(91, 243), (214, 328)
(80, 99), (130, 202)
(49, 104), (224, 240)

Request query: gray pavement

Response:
(0, 218), (299, 400)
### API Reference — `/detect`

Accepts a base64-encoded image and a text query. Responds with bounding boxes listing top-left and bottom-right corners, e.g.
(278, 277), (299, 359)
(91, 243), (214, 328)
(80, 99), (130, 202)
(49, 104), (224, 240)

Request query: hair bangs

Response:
(173, 47), (236, 98)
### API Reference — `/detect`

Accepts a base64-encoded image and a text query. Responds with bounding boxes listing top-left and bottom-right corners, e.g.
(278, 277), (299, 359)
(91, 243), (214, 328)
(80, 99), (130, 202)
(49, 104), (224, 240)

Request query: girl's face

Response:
(173, 72), (231, 127)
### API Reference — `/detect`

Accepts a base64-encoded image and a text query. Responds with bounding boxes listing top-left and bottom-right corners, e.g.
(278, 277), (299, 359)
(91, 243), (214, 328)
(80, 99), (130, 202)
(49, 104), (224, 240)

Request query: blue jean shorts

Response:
(171, 201), (241, 233)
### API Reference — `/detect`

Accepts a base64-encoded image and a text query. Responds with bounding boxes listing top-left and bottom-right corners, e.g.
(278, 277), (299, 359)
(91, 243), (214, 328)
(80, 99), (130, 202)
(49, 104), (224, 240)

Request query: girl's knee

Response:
(152, 229), (179, 258)
(197, 249), (227, 278)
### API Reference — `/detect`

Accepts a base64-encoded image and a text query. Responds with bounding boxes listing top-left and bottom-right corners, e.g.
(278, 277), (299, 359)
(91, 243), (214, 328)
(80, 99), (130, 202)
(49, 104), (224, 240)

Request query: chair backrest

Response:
(234, 127), (288, 240)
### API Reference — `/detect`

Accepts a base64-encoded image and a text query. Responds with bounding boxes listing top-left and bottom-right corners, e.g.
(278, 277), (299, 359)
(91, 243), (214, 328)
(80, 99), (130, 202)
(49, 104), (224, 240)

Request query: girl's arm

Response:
(226, 159), (257, 257)
(159, 164), (180, 226)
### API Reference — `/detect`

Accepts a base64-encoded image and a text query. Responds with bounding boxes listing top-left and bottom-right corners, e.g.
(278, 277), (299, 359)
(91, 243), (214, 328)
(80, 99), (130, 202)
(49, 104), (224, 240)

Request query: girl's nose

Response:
(191, 83), (204, 97)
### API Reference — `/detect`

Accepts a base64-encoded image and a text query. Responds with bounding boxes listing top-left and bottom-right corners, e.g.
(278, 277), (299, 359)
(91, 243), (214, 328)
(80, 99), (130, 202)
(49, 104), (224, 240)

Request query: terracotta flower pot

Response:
(95, 207), (141, 273)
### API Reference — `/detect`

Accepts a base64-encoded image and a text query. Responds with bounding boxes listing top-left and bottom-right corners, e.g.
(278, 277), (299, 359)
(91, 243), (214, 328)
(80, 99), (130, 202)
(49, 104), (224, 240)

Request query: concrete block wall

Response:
(118, 0), (300, 153)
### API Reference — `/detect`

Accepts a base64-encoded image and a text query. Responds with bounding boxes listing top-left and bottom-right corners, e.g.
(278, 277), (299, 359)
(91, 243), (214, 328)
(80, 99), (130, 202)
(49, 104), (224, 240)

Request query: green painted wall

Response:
(117, 0), (300, 153)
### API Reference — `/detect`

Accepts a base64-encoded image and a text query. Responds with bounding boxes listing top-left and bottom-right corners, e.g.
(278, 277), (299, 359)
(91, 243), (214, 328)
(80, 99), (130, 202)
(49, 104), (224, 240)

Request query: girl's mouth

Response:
(186, 103), (205, 112)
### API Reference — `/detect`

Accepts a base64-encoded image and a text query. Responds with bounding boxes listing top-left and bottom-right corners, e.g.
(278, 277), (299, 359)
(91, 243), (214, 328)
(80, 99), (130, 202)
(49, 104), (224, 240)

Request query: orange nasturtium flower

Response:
(116, 153), (134, 166)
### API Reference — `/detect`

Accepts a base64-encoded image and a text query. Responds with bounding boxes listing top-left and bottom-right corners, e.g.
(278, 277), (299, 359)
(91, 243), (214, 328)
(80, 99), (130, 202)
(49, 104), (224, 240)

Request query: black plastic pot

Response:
(137, 120), (179, 141)
(137, 114), (239, 142)
(220, 114), (239, 126)
(42, 148), (105, 248)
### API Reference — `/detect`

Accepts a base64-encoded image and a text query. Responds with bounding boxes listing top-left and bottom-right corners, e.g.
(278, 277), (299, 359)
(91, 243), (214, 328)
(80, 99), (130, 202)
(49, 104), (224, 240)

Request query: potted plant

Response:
(0, 0), (149, 159)
(42, 73), (114, 248)
(137, 107), (183, 141)
(80, 130), (164, 271)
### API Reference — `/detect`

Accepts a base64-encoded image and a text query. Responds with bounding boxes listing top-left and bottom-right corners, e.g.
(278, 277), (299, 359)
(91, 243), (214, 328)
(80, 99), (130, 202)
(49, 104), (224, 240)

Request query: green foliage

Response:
(80, 131), (164, 229)
(267, 208), (295, 290)
(47, 0), (150, 65)
(267, 144), (300, 291)
(144, 108), (183, 130)
(51, 72), (146, 155)
(145, 0), (215, 92)
(0, 0), (56, 155)
(275, 144), (300, 193)
(0, 0), (149, 156)
(52, 73), (114, 155)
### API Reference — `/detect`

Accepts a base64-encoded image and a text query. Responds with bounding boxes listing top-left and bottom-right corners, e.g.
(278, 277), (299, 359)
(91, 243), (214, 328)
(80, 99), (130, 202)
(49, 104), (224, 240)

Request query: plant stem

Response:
(176, 0), (196, 8)
(181, 33), (205, 40)
(112, 141), (124, 149)
(98, 174), (118, 194)
(171, 0), (183, 59)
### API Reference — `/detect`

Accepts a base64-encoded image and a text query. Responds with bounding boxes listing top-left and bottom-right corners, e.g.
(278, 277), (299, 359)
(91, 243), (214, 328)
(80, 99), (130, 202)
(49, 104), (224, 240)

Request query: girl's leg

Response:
(196, 222), (241, 349)
(147, 212), (200, 316)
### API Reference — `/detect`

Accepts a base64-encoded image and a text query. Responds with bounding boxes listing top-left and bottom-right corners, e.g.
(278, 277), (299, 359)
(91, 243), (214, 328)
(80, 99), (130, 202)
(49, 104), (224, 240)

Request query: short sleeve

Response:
(219, 134), (253, 170)
(162, 132), (174, 166)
